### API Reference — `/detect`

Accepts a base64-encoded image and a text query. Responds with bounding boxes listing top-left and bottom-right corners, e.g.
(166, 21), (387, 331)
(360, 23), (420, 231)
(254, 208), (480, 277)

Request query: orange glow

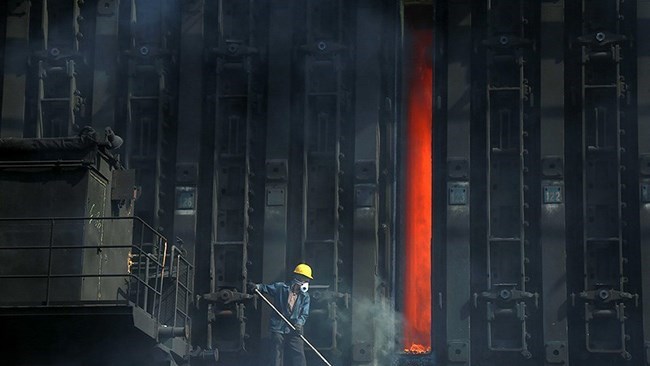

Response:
(405, 344), (432, 354)
(403, 29), (433, 353)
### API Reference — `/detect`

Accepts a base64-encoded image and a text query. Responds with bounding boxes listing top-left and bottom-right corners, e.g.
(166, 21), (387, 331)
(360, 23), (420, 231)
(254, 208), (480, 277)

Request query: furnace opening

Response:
(402, 3), (433, 355)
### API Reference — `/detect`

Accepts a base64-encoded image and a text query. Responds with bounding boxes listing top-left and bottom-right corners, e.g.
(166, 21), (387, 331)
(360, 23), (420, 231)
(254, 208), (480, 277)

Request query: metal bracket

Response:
(203, 289), (254, 305)
(447, 158), (469, 180)
(212, 41), (259, 58)
(266, 187), (285, 206)
(447, 341), (469, 362)
(354, 160), (378, 182)
(311, 287), (350, 309)
(545, 341), (567, 364)
(483, 34), (532, 49)
(176, 163), (198, 183)
(97, 0), (117, 16)
(577, 31), (626, 48)
(352, 342), (373, 362)
(572, 288), (638, 307)
(474, 287), (539, 308)
(266, 159), (288, 181)
(299, 41), (347, 55)
(541, 156), (563, 178)
(354, 184), (376, 208)
(571, 289), (637, 358)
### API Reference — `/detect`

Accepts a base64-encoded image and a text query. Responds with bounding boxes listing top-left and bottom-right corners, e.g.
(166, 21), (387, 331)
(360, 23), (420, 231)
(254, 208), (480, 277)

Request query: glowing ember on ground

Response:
(404, 344), (432, 354)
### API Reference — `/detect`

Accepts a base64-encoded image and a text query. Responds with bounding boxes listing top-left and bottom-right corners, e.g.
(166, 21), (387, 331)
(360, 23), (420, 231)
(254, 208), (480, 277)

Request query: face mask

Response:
(300, 282), (309, 293)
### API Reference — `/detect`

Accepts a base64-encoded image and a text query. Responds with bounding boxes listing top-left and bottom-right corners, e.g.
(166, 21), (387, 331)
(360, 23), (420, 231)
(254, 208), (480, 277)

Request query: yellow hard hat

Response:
(293, 263), (313, 280)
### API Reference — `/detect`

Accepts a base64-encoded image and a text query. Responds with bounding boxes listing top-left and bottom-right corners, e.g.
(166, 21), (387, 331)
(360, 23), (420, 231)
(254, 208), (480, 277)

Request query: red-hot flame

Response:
(404, 344), (432, 354)
(403, 29), (433, 353)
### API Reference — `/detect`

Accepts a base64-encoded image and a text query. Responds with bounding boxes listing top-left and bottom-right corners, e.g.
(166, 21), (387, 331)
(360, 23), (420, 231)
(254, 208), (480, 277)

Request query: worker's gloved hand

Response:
(246, 281), (259, 293)
(293, 324), (303, 335)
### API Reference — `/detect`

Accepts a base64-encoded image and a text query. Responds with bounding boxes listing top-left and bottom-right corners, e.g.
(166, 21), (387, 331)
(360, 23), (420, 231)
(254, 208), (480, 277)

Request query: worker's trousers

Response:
(270, 331), (306, 366)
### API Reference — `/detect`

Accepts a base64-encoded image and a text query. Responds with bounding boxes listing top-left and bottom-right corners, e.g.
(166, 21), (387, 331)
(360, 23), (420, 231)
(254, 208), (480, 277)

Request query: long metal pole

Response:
(255, 288), (333, 366)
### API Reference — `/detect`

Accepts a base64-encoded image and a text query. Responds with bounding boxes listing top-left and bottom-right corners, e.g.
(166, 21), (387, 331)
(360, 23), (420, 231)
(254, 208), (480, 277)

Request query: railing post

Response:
(45, 219), (55, 305)
(144, 256), (150, 313)
(174, 253), (180, 327)
(135, 246), (142, 309)
(158, 238), (167, 323)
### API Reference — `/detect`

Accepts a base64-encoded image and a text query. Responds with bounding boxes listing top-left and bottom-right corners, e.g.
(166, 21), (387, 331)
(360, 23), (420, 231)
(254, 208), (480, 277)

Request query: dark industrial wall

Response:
(0, 1), (398, 365)
(0, 1), (650, 366)
(436, 1), (650, 366)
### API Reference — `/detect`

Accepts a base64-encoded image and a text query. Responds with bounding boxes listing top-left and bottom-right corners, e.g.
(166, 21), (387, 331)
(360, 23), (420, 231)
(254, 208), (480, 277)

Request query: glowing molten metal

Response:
(404, 344), (432, 354)
(403, 29), (433, 355)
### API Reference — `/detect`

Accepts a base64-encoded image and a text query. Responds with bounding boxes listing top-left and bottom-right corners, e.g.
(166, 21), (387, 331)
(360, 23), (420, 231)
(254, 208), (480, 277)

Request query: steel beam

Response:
(261, 0), (293, 335)
(1, 0), (31, 137)
(445, 1), (471, 364)
(123, 0), (178, 236)
(208, 0), (261, 355)
(298, 0), (350, 359)
(351, 0), (381, 363)
(173, 0), (203, 276)
(34, 0), (86, 138)
(638, 1), (650, 364)
(540, 1), (569, 365)
(91, 0), (120, 130)
(477, 1), (539, 361)
(565, 1), (637, 363)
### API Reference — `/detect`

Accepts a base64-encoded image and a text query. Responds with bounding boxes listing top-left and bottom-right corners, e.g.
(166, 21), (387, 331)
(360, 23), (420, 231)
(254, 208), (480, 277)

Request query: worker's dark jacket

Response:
(258, 282), (310, 334)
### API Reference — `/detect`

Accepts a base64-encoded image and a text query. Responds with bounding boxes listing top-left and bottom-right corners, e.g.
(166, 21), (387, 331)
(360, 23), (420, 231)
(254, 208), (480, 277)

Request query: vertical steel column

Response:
(124, 0), (178, 234)
(33, 0), (86, 137)
(445, 1), (471, 364)
(351, 0), (381, 363)
(568, 0), (638, 363)
(299, 0), (350, 358)
(173, 0), (203, 278)
(1, 0), (31, 137)
(432, 0), (447, 358)
(379, 2), (399, 356)
(473, 0), (538, 361)
(540, 1), (569, 364)
(638, 0), (650, 363)
(0, 3), (6, 112)
(92, 0), (120, 130)
(192, 0), (215, 350)
(207, 0), (260, 354)
(262, 0), (293, 335)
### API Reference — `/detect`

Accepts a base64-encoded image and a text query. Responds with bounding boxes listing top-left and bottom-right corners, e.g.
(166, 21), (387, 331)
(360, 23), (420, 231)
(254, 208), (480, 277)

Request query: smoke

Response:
(373, 296), (404, 358)
(342, 295), (404, 362)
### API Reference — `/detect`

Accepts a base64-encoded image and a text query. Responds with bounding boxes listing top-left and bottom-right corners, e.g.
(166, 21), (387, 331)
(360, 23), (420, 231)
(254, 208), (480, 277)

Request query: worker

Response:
(249, 263), (313, 366)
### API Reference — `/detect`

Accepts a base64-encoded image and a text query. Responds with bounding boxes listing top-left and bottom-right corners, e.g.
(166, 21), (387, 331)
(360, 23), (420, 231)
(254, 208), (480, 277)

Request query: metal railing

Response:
(161, 245), (194, 332)
(0, 216), (190, 331)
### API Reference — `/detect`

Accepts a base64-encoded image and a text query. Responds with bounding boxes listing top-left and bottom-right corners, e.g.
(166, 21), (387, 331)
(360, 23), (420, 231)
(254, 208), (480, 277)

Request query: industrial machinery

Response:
(0, 1), (649, 366)
(0, 129), (195, 365)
